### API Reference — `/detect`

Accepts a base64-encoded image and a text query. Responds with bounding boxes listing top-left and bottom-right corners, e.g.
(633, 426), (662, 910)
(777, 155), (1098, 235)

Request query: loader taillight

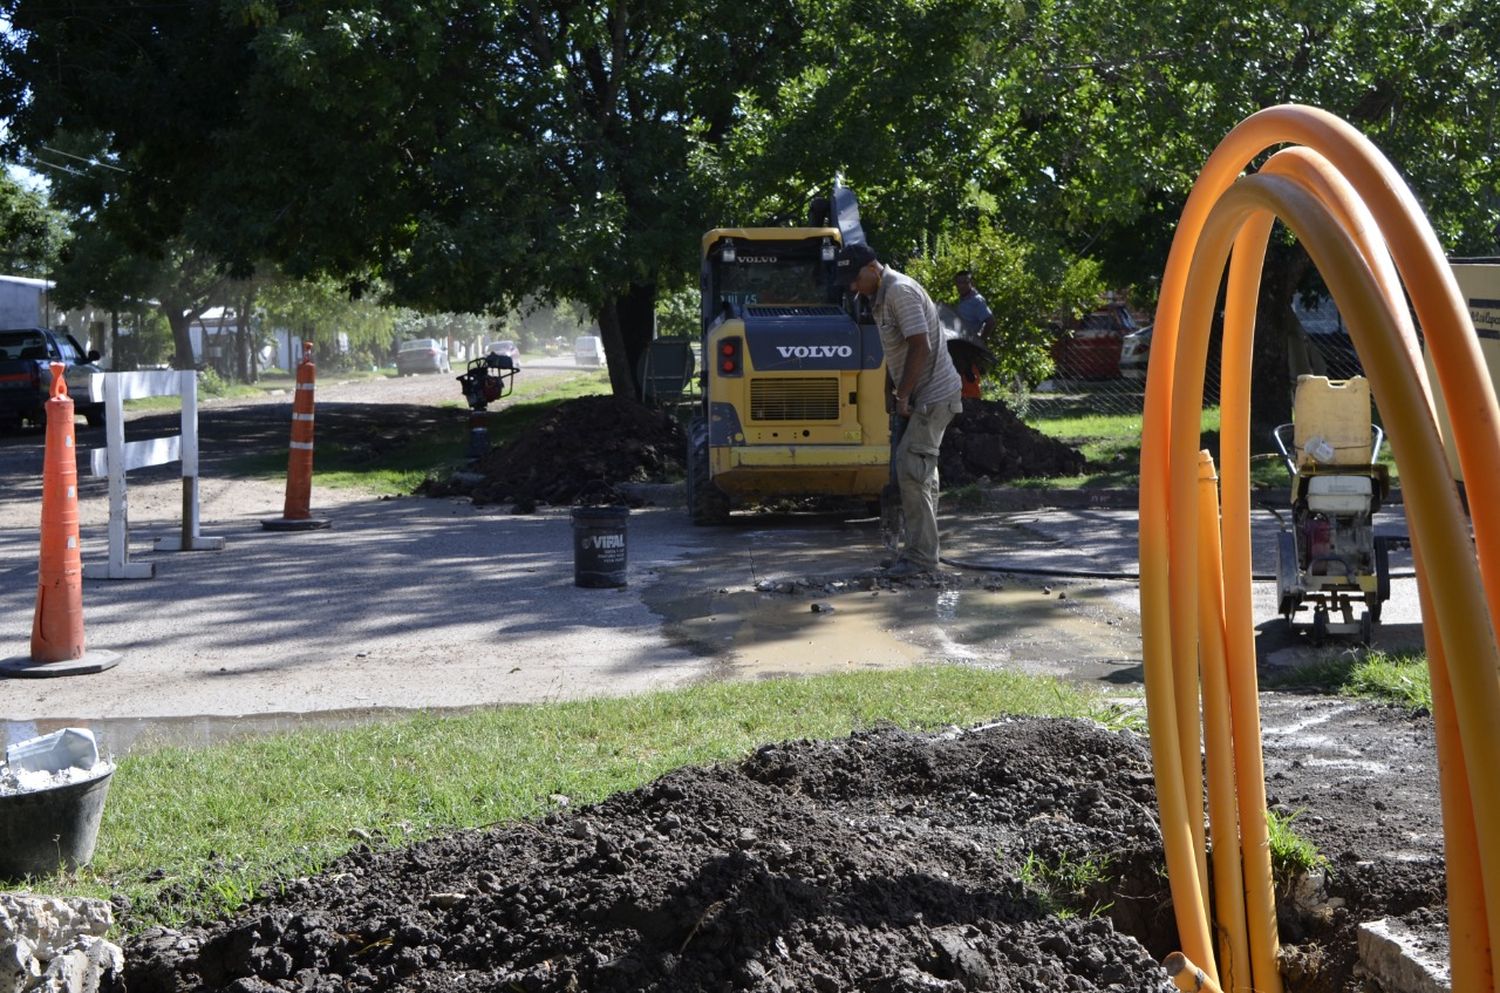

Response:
(719, 337), (742, 376)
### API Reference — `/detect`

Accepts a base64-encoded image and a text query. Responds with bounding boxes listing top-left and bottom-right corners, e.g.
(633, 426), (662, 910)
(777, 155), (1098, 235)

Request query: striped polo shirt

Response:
(873, 267), (963, 408)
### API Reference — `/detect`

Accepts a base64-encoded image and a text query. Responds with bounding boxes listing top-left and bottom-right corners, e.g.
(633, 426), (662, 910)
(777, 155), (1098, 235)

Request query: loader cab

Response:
(700, 230), (845, 330)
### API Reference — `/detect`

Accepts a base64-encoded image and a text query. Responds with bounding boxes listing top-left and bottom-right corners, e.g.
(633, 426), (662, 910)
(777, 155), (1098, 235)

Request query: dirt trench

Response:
(119, 700), (1445, 993)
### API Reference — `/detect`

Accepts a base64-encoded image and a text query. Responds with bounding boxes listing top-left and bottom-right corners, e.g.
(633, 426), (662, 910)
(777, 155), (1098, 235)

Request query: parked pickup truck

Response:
(0, 327), (106, 430)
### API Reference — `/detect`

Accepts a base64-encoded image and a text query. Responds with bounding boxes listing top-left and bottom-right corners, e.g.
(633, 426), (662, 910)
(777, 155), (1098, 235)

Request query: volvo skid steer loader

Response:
(686, 185), (891, 524)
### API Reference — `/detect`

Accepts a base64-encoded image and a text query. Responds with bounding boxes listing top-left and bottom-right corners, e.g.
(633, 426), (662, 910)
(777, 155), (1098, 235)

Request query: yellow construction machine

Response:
(686, 185), (891, 523)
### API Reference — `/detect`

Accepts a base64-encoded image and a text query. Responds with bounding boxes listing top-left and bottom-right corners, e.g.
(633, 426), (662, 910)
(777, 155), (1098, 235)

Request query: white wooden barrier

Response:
(82, 371), (225, 580)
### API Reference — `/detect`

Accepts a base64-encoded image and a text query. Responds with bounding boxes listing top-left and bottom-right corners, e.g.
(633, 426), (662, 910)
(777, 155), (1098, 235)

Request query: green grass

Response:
(1265, 808), (1330, 880)
(227, 369), (612, 494)
(1016, 399), (1398, 492)
(1017, 850), (1115, 918)
(21, 665), (1141, 931)
(1262, 651), (1432, 711)
(1016, 406), (1224, 490)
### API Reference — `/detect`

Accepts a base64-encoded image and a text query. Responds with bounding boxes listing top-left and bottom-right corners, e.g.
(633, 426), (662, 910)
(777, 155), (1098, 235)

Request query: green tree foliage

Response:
(0, 3), (262, 367)
(905, 220), (1104, 386)
(3, 0), (1495, 414)
(260, 278), (402, 370)
(0, 171), (67, 277)
(655, 288), (699, 340)
(711, 0), (1021, 257)
(986, 0), (1500, 423)
(1, 0), (813, 397)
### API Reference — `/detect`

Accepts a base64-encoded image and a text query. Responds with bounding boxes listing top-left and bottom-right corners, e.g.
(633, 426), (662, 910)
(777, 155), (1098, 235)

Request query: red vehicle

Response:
(1050, 304), (1141, 380)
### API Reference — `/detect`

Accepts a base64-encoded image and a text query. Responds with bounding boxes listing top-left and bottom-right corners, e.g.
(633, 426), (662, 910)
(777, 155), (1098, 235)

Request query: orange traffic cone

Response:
(263, 342), (330, 531)
(1, 364), (121, 677)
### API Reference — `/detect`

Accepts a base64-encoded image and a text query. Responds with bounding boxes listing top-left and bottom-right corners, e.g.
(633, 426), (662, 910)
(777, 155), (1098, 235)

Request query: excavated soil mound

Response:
(940, 399), (1086, 486)
(126, 720), (1178, 993)
(429, 394), (1081, 511)
(120, 701), (1446, 993)
(435, 396), (687, 510)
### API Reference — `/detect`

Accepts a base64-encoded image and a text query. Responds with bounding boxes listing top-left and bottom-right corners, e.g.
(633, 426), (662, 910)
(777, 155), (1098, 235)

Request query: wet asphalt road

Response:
(0, 367), (1427, 755)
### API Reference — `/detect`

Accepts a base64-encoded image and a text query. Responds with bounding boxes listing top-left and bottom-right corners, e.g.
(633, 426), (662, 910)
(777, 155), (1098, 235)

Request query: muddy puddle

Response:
(644, 577), (1145, 684)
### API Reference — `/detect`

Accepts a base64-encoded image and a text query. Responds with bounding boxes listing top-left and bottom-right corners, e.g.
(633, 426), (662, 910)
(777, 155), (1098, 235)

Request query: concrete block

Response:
(0, 896), (120, 993)
(1358, 917), (1450, 993)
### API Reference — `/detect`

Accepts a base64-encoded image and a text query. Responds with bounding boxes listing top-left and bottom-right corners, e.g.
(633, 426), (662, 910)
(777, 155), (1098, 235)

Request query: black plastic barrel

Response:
(0, 768), (113, 879)
(572, 506), (629, 588)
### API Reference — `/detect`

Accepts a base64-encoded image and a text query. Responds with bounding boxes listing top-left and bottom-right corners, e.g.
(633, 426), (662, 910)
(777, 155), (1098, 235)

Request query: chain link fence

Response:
(1011, 301), (1365, 425)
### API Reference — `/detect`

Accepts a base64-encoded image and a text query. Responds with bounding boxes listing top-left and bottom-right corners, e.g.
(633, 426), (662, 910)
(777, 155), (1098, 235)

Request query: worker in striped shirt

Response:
(837, 242), (963, 578)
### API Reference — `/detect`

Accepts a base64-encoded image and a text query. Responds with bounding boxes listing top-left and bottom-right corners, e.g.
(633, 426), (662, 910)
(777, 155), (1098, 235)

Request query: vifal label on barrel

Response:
(582, 532), (627, 559)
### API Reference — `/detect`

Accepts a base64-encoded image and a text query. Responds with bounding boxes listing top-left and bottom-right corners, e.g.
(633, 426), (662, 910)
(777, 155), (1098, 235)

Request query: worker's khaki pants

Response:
(897, 399), (962, 568)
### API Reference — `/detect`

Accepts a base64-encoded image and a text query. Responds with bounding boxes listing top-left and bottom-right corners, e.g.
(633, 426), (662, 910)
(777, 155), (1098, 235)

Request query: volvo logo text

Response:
(776, 345), (854, 359)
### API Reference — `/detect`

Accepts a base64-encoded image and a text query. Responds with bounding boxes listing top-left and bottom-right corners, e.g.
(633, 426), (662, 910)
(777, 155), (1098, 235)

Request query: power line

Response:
(38, 144), (125, 172)
(25, 156), (87, 178)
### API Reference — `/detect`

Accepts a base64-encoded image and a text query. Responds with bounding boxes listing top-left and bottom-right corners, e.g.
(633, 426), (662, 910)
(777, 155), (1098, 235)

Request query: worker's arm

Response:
(894, 332), (930, 418)
(981, 314), (996, 340)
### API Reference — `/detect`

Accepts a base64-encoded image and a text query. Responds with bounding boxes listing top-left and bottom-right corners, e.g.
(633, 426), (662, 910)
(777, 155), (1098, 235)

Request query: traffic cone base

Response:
(0, 649), (122, 679)
(260, 516), (331, 532)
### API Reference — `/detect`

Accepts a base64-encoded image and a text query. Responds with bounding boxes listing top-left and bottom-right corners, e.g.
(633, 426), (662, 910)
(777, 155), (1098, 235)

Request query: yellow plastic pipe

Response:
(1249, 145), (1486, 989)
(1141, 239), (1220, 979)
(1179, 119), (1500, 860)
(1215, 210), (1283, 993)
(1163, 951), (1226, 993)
(1411, 534), (1493, 992)
(1196, 451), (1254, 992)
(1180, 171), (1500, 981)
(1143, 104), (1500, 988)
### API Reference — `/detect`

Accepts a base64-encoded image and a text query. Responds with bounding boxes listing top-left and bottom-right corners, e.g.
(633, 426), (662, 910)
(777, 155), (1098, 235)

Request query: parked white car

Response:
(574, 335), (606, 368)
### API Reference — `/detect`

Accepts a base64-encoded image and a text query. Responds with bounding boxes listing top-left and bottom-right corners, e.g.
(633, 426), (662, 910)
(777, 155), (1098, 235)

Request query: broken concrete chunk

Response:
(1358, 917), (1449, 993)
(0, 896), (121, 993)
(0, 897), (113, 958)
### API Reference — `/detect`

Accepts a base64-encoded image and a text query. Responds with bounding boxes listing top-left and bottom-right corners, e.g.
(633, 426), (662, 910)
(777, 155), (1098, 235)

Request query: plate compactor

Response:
(1271, 375), (1392, 645)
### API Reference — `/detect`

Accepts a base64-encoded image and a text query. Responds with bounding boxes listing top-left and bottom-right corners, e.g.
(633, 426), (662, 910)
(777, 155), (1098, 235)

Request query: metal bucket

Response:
(0, 769), (113, 879)
(571, 506), (629, 588)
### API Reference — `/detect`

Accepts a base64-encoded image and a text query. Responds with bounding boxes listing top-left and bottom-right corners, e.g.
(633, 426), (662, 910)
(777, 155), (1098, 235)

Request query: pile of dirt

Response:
(940, 399), (1086, 486)
(125, 719), (1178, 993)
(430, 396), (687, 511)
(427, 394), (1081, 511)
(119, 700), (1447, 993)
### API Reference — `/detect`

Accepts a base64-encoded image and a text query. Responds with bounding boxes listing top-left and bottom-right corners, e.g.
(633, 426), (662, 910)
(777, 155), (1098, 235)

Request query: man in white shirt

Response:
(837, 242), (964, 577)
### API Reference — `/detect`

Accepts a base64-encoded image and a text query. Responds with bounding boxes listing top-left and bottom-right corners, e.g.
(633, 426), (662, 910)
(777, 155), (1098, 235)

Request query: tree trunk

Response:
(109, 309), (121, 370)
(597, 282), (657, 400)
(1248, 245), (1313, 440)
(165, 307), (196, 370)
(234, 290), (256, 382)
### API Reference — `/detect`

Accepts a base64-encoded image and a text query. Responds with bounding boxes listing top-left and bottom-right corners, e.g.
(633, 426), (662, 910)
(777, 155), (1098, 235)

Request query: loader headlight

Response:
(721, 240), (736, 263)
(821, 238), (836, 262)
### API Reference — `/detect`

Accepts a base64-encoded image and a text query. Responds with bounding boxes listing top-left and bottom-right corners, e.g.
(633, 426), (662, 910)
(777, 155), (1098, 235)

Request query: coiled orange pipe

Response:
(1141, 105), (1499, 991)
